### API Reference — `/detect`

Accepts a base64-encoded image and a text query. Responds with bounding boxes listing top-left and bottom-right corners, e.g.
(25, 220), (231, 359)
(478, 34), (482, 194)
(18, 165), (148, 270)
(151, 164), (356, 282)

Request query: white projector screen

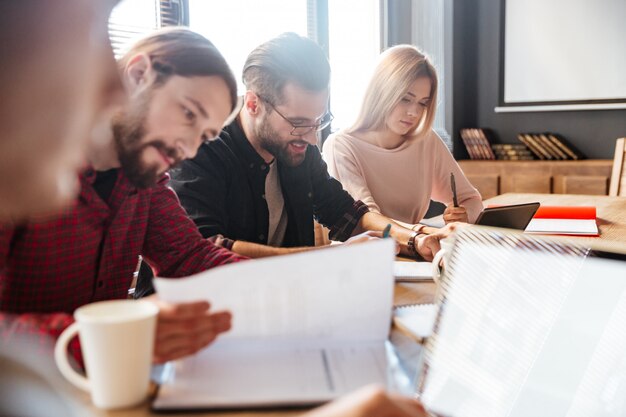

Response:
(504, 0), (626, 104)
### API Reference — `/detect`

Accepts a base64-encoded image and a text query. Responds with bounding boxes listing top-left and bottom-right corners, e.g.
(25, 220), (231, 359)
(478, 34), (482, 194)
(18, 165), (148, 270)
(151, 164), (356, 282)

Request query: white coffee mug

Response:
(431, 237), (454, 282)
(54, 299), (158, 409)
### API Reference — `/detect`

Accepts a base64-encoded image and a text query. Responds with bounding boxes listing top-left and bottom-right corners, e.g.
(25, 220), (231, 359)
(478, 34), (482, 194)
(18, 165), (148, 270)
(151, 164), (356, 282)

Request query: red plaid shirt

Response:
(0, 169), (244, 359)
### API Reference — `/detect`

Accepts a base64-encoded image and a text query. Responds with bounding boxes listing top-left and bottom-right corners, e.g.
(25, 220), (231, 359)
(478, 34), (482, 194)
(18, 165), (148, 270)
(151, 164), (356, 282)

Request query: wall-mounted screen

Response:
(503, 0), (626, 106)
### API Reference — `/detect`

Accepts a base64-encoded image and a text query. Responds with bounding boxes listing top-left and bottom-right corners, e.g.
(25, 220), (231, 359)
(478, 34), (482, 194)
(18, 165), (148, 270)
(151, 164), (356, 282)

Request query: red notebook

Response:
(525, 206), (599, 236)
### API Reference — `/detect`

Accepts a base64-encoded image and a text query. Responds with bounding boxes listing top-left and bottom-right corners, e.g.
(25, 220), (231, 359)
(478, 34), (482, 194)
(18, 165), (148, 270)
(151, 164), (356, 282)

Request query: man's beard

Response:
(255, 114), (308, 167)
(111, 89), (181, 189)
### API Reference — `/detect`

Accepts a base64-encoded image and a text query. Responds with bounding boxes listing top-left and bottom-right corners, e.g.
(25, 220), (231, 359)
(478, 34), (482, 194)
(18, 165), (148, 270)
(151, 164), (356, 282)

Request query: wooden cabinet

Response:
(458, 160), (613, 199)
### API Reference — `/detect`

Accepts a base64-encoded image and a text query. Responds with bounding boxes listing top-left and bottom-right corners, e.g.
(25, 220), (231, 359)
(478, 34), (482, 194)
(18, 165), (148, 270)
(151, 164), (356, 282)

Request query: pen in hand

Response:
(382, 224), (392, 238)
(450, 172), (459, 207)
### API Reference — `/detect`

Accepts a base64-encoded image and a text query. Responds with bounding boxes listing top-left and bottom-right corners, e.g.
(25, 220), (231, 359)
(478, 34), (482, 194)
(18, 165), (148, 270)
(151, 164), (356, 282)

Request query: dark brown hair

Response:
(119, 27), (238, 112)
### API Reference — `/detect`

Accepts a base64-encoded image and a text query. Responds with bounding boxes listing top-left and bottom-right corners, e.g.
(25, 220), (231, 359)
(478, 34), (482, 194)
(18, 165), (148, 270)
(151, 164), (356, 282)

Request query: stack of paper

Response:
(525, 206), (599, 236)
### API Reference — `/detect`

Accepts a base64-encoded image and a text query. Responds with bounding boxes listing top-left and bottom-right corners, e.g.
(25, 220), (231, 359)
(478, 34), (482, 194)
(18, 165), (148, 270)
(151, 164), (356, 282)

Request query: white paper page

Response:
(153, 341), (388, 409)
(394, 304), (438, 339)
(525, 218), (598, 235)
(420, 243), (626, 417)
(155, 239), (395, 342)
(394, 261), (433, 282)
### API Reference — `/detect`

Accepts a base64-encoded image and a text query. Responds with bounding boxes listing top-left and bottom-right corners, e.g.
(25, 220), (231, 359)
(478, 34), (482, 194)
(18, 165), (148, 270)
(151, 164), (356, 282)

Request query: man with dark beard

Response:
(0, 28), (246, 365)
(171, 33), (446, 259)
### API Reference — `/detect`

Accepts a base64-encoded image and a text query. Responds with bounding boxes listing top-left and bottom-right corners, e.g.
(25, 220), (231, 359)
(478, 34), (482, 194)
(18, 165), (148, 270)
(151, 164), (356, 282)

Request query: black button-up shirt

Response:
(170, 119), (368, 247)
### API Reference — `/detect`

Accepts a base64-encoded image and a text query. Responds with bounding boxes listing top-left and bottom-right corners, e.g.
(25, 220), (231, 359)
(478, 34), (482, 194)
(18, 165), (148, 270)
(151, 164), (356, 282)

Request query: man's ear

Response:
(123, 53), (155, 92)
(243, 91), (260, 117)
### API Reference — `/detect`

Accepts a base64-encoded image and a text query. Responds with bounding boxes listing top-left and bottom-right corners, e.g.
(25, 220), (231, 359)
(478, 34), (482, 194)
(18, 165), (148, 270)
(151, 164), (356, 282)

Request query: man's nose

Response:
(176, 137), (200, 161)
(300, 128), (318, 145)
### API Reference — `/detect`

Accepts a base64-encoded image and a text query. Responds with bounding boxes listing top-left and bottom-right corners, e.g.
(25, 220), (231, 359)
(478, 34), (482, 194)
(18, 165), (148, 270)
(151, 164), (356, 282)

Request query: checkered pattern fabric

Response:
(0, 169), (245, 362)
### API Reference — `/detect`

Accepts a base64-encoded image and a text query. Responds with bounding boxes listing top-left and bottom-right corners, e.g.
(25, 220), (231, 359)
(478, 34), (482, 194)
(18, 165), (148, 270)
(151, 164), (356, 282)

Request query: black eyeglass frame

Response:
(257, 94), (334, 137)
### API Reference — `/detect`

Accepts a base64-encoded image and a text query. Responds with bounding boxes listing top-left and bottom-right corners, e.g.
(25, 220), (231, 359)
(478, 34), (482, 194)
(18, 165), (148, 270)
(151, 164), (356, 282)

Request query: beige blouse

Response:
(323, 129), (483, 224)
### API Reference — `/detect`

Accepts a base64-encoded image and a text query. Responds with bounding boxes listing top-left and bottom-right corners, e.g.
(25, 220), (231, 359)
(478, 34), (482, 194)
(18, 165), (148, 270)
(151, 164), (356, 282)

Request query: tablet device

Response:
(474, 202), (540, 230)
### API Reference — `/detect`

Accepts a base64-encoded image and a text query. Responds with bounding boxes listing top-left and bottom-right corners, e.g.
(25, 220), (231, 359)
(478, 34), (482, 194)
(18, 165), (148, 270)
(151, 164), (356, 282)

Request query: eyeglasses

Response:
(257, 95), (333, 136)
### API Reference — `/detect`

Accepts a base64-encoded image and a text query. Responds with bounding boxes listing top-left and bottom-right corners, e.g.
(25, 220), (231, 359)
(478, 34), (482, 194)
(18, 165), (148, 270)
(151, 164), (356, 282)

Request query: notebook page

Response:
(153, 341), (388, 409)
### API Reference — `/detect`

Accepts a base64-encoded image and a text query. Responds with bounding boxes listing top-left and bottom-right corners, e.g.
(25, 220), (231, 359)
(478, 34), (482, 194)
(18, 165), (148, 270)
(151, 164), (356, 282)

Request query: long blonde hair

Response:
(348, 45), (438, 136)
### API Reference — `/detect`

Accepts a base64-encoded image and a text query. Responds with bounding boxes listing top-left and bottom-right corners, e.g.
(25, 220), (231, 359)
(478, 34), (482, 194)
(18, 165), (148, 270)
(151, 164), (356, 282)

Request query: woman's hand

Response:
(443, 205), (468, 223)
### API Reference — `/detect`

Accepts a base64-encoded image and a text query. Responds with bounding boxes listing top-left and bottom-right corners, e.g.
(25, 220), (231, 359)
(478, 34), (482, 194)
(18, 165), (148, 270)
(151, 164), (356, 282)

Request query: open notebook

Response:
(418, 227), (626, 417)
(151, 240), (402, 411)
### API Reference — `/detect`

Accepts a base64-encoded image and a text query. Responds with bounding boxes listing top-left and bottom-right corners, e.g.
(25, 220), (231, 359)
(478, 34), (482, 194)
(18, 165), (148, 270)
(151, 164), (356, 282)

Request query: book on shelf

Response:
(538, 133), (568, 160)
(460, 128), (495, 160)
(516, 134), (542, 160)
(548, 134), (583, 160)
(521, 133), (553, 160)
(516, 132), (584, 161)
(491, 144), (528, 151)
(494, 150), (533, 156)
(491, 144), (534, 160)
(495, 155), (535, 161)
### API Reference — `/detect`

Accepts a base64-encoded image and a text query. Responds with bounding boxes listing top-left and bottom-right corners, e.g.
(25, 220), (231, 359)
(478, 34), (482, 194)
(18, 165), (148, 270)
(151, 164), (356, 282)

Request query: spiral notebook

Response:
(417, 227), (626, 417)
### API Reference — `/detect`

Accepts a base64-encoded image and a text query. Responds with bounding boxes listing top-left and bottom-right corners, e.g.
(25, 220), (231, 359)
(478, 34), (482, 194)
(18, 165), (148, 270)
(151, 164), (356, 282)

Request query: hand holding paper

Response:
(144, 295), (232, 364)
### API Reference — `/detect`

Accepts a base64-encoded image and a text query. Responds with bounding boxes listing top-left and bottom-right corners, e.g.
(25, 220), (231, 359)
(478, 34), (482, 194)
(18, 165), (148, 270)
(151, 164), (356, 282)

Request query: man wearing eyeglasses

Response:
(170, 32), (444, 260)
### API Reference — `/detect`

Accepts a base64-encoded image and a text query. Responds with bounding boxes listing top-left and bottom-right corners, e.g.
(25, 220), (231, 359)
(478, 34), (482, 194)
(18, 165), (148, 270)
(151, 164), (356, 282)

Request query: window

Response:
(187, 0), (381, 135)
(187, 0), (308, 94)
(109, 0), (185, 58)
(327, 0), (381, 131)
(109, 0), (159, 58)
(412, 0), (452, 147)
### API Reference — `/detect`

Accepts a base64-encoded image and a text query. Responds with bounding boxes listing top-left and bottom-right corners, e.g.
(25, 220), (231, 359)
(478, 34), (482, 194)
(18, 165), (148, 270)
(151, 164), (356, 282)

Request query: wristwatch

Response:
(406, 231), (419, 258)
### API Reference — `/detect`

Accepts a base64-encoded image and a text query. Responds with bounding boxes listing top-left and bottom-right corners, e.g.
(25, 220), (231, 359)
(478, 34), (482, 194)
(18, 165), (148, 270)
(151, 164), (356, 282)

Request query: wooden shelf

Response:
(458, 160), (613, 199)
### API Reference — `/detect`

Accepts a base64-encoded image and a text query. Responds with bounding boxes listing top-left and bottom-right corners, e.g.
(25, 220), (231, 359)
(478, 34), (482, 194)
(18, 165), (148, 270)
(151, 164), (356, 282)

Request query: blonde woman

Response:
(323, 45), (482, 231)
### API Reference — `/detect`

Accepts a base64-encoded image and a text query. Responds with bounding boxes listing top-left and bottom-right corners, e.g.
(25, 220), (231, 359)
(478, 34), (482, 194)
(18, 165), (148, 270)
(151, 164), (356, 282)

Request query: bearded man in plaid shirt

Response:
(0, 28), (247, 364)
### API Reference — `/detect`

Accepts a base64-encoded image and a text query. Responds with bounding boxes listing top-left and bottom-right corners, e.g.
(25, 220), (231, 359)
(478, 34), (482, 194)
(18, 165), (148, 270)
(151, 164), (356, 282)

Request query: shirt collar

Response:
(224, 118), (269, 171)
(80, 166), (136, 195)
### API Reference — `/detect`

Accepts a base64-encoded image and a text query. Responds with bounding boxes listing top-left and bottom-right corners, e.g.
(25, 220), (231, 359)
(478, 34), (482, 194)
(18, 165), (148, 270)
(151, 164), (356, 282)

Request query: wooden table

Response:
(484, 193), (626, 243)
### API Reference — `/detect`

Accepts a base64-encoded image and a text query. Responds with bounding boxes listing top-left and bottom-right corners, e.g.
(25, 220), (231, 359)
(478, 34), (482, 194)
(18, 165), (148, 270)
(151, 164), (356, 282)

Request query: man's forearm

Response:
(231, 240), (315, 258)
(356, 212), (443, 261)
(356, 212), (417, 258)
